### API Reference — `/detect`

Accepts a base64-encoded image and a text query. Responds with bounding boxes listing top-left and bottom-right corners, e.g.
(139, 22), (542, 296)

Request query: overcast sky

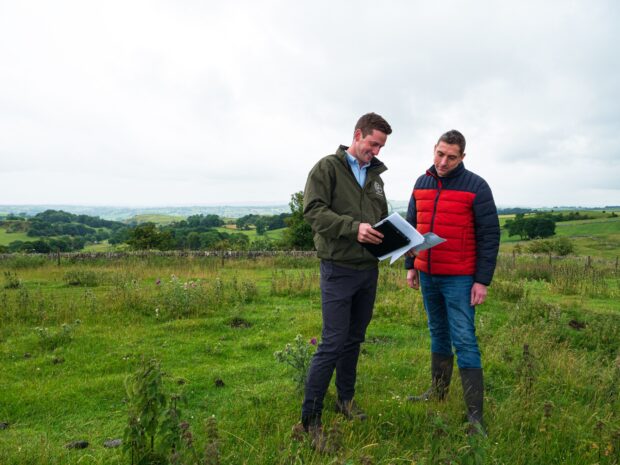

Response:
(1, 0), (619, 208)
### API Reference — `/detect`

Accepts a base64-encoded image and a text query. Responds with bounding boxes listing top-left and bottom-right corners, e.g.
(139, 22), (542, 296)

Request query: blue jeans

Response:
(419, 272), (481, 369)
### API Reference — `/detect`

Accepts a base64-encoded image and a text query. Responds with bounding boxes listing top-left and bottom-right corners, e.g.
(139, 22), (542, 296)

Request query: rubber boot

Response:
(459, 367), (485, 435)
(408, 352), (454, 402)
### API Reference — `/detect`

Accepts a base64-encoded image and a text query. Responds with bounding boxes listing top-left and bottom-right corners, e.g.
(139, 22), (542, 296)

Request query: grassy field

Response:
(499, 216), (620, 259)
(126, 214), (186, 225)
(0, 229), (33, 246)
(0, 251), (618, 464)
(215, 226), (287, 241)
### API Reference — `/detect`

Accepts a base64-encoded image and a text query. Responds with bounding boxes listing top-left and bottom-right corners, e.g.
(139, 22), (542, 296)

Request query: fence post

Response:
(57, 250), (61, 266)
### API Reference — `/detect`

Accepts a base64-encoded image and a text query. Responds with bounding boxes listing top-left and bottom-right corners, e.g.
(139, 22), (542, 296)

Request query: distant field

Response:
(82, 241), (126, 253)
(125, 214), (186, 225)
(215, 226), (286, 241)
(0, 228), (33, 246)
(500, 216), (620, 258)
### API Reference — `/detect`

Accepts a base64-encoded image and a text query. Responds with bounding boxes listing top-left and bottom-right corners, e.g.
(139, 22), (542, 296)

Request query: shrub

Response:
(527, 237), (575, 256)
(552, 237), (575, 256)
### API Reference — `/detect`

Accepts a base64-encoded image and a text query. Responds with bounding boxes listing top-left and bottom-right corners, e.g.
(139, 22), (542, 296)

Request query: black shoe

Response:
(334, 399), (367, 421)
(408, 353), (454, 402)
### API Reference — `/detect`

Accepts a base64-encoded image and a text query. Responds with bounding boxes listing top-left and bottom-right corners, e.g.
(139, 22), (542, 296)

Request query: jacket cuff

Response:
(351, 220), (360, 239)
(474, 274), (492, 286)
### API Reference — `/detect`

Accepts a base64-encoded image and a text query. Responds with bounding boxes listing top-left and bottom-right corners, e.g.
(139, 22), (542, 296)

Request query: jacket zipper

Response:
(428, 176), (443, 275)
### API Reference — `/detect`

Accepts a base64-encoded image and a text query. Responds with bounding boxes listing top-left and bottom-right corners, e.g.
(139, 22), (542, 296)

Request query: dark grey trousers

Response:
(301, 260), (378, 418)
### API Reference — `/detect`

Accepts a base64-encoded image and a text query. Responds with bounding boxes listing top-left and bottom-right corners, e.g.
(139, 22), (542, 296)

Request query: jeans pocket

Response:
(320, 261), (333, 281)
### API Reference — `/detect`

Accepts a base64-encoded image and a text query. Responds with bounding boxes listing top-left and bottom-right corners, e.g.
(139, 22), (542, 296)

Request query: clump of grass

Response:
(36, 320), (80, 351)
(491, 279), (527, 302)
(152, 274), (259, 320)
(516, 262), (553, 281)
(270, 269), (319, 297)
(3, 271), (22, 289)
(64, 269), (99, 286)
(512, 299), (562, 326)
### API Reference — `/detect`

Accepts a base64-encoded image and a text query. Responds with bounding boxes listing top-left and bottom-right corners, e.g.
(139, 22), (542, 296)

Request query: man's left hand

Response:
(470, 282), (487, 306)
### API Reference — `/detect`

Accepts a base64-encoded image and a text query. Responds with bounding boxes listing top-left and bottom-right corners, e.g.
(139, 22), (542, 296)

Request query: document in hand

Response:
(411, 232), (446, 253)
(361, 212), (444, 265)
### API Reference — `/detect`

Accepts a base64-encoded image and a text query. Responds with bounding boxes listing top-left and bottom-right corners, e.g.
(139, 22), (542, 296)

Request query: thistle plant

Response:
(123, 357), (167, 465)
(274, 334), (318, 391)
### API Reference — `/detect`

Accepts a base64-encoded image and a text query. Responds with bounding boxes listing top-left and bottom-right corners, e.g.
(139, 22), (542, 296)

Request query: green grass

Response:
(215, 226), (286, 241)
(500, 216), (620, 259)
(0, 228), (34, 246)
(0, 253), (618, 464)
(126, 214), (186, 225)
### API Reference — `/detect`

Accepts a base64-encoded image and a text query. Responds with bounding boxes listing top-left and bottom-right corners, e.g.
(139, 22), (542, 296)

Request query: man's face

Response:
(350, 129), (387, 165)
(433, 141), (465, 177)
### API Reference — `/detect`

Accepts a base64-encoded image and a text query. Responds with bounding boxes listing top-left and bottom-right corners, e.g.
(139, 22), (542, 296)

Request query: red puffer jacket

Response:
(404, 163), (500, 286)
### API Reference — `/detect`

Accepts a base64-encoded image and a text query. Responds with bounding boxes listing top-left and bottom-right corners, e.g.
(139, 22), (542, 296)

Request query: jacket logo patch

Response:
(374, 181), (384, 196)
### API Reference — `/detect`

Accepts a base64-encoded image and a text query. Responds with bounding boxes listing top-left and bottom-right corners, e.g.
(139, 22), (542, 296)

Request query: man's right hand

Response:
(357, 223), (383, 244)
(406, 269), (419, 289)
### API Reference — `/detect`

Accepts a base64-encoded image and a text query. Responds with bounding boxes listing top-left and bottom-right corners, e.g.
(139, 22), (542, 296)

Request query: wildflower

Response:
(155, 278), (161, 286)
(155, 308), (160, 318)
(310, 337), (318, 346)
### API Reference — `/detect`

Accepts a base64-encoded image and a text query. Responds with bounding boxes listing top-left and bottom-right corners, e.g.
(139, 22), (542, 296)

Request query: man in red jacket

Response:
(405, 130), (500, 434)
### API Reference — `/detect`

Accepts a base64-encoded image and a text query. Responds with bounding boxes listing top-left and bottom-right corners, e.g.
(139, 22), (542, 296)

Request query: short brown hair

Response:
(437, 130), (466, 154)
(355, 112), (392, 137)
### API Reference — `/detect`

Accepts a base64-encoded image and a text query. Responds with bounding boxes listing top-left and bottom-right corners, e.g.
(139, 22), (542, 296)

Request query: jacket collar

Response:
(427, 161), (466, 179)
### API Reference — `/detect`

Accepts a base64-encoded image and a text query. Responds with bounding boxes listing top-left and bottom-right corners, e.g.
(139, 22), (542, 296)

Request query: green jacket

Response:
(303, 145), (388, 270)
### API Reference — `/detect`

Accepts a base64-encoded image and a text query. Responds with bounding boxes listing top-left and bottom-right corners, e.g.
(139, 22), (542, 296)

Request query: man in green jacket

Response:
(300, 112), (392, 445)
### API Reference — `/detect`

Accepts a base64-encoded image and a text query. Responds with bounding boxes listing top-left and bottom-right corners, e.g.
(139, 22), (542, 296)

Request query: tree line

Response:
(0, 193), (316, 253)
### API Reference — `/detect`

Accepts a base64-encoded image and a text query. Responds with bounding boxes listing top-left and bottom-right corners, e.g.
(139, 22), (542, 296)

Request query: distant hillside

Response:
(0, 205), (292, 220)
(0, 201), (413, 220)
(125, 214), (187, 225)
(1, 203), (618, 222)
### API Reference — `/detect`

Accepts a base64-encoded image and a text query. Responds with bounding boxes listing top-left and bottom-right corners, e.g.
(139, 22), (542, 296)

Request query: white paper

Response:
(373, 213), (425, 264)
(412, 232), (446, 252)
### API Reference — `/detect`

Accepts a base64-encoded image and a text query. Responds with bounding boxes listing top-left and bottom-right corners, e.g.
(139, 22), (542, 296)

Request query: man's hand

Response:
(357, 223), (383, 244)
(405, 248), (418, 258)
(406, 269), (419, 289)
(470, 282), (487, 306)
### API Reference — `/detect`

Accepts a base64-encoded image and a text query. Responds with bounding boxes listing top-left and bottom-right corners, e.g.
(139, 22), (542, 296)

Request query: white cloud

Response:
(1, 0), (619, 206)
